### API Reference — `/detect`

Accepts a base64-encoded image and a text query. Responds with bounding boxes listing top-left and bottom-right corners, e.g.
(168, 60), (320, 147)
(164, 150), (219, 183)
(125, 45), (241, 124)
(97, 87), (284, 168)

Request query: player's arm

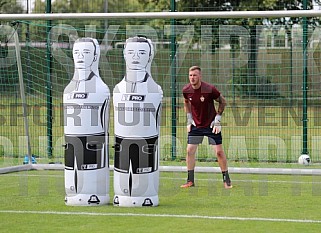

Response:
(215, 94), (226, 116)
(184, 98), (195, 132)
(211, 95), (226, 134)
(184, 98), (191, 114)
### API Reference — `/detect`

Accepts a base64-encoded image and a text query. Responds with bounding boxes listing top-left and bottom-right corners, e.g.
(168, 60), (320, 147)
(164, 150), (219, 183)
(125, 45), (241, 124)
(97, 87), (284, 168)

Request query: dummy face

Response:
(73, 41), (97, 70)
(124, 42), (150, 71)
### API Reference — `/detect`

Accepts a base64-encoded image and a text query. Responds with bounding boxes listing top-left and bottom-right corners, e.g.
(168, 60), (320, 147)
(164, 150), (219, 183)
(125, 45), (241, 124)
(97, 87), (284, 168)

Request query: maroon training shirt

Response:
(182, 81), (220, 128)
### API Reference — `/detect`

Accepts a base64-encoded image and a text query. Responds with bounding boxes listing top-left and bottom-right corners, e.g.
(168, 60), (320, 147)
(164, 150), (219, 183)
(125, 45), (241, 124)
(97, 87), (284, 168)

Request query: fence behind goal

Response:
(0, 11), (321, 166)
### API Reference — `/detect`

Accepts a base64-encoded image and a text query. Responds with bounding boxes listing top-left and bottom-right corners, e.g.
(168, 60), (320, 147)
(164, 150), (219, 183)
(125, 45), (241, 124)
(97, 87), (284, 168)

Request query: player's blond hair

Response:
(189, 66), (201, 72)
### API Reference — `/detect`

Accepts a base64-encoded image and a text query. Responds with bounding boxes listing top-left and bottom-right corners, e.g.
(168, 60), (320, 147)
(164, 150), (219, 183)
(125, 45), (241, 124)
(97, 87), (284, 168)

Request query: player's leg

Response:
(181, 144), (198, 188)
(212, 144), (232, 189)
(186, 144), (197, 170)
(214, 144), (227, 171)
(181, 126), (204, 188)
(207, 130), (233, 189)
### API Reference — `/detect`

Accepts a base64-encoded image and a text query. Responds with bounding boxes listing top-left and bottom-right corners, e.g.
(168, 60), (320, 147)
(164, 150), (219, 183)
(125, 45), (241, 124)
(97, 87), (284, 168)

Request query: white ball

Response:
(298, 154), (311, 165)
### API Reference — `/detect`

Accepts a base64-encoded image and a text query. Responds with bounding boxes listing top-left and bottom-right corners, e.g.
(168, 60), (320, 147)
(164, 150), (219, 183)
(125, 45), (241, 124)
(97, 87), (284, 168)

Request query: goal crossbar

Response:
(1, 10), (321, 20)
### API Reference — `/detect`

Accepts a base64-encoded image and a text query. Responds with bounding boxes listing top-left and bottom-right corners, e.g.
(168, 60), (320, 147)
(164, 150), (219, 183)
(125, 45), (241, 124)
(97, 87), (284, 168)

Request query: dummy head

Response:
(73, 38), (100, 75)
(123, 36), (154, 74)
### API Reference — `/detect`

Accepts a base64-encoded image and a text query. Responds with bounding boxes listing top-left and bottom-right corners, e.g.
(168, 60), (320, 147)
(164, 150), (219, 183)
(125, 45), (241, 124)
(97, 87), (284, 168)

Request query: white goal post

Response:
(1, 10), (321, 20)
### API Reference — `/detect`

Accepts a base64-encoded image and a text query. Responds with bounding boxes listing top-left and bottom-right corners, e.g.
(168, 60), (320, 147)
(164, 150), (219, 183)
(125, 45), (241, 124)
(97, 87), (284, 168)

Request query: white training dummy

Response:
(63, 38), (110, 206)
(113, 36), (163, 207)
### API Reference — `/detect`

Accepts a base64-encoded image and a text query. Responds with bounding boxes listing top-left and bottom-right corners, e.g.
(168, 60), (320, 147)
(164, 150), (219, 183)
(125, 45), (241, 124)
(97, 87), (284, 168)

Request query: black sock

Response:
(222, 170), (231, 184)
(187, 170), (194, 183)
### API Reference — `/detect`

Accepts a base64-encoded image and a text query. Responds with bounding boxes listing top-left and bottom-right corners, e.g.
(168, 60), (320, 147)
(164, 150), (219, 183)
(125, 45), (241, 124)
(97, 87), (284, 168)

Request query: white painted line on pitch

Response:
(0, 210), (321, 224)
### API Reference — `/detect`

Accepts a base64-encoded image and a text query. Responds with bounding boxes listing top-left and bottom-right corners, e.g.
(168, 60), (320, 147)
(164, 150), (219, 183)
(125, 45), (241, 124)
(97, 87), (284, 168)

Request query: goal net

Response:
(0, 11), (321, 171)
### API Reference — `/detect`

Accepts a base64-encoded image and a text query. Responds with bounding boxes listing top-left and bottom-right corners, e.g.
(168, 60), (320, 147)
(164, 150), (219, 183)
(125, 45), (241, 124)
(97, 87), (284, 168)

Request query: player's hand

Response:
(186, 113), (196, 132)
(210, 115), (221, 134)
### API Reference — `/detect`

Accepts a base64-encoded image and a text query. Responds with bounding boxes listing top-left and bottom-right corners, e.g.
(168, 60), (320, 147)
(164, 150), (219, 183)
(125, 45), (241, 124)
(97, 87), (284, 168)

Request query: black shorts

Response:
(188, 125), (222, 145)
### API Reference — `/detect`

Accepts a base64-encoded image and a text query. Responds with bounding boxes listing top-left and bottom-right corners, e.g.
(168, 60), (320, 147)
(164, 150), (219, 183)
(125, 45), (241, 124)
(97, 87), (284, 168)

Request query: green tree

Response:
(33, 0), (45, 13)
(0, 0), (24, 13)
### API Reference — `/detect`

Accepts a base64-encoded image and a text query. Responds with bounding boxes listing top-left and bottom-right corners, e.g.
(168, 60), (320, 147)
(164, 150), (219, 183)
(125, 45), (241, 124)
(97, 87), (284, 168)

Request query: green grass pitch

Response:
(1, 169), (321, 233)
